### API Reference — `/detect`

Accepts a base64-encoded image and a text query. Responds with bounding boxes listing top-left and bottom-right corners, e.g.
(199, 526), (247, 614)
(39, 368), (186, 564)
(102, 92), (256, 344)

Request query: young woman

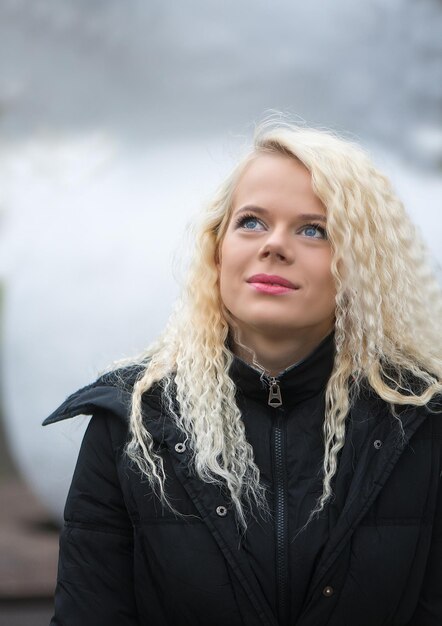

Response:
(44, 123), (442, 626)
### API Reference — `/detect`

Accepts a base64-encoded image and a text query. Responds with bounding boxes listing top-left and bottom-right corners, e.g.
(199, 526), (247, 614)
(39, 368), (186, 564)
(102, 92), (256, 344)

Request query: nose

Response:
(258, 230), (294, 264)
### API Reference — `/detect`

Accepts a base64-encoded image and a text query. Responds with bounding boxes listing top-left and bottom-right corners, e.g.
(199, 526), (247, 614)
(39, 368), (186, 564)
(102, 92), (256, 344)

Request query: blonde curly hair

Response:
(124, 122), (442, 528)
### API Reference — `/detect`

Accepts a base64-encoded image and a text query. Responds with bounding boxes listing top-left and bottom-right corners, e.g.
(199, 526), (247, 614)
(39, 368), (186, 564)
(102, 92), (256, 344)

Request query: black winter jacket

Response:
(44, 341), (442, 626)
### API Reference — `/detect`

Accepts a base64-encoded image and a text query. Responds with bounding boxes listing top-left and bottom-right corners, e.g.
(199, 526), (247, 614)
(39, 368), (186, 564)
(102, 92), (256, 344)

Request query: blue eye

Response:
(300, 224), (327, 239)
(235, 214), (265, 231)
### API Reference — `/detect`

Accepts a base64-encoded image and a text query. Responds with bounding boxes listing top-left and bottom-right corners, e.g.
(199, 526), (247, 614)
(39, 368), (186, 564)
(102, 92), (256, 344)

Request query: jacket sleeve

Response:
(50, 412), (140, 626)
(407, 461), (442, 625)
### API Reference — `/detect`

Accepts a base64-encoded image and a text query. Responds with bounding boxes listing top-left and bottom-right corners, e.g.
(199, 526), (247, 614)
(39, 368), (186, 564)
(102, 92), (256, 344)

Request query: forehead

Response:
(232, 153), (324, 213)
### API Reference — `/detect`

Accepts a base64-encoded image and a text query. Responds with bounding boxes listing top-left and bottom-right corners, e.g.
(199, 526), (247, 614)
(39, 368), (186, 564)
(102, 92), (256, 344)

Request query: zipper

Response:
(269, 378), (290, 626)
(268, 377), (283, 407)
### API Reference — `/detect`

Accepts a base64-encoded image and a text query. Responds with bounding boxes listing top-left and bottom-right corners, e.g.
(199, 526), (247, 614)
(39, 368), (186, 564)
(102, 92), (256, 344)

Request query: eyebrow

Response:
(234, 205), (327, 222)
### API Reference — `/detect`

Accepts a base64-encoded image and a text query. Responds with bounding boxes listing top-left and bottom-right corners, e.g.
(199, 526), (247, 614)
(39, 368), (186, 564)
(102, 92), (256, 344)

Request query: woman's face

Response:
(218, 153), (336, 343)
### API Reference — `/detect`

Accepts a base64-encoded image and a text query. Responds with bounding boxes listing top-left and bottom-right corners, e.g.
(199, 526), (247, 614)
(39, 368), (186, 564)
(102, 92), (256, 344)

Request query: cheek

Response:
(218, 273), (236, 318)
(322, 268), (337, 311)
(306, 252), (333, 281)
(323, 266), (335, 290)
(217, 252), (231, 304)
(323, 273), (336, 303)
(309, 255), (336, 299)
(217, 241), (246, 311)
(218, 238), (239, 281)
(215, 243), (228, 291)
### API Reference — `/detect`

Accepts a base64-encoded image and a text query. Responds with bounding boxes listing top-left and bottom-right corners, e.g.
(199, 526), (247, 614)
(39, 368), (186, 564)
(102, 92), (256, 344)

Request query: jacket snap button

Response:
(216, 505), (228, 517)
(322, 586), (334, 597)
(174, 442), (186, 453)
(373, 440), (382, 450)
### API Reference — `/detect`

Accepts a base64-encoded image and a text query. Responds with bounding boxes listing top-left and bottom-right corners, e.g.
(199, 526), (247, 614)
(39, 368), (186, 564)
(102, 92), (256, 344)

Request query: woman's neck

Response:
(231, 328), (333, 376)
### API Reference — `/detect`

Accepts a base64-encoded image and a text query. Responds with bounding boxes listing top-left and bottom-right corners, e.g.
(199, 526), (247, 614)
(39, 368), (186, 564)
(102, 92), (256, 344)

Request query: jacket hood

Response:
(42, 364), (145, 426)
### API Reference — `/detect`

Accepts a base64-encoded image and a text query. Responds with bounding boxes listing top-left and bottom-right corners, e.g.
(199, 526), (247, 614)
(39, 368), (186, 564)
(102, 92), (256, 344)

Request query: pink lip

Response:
(246, 274), (299, 295)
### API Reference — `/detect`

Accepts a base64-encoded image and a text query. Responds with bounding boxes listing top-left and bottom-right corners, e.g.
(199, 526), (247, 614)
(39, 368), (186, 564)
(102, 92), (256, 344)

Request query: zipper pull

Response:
(268, 377), (282, 407)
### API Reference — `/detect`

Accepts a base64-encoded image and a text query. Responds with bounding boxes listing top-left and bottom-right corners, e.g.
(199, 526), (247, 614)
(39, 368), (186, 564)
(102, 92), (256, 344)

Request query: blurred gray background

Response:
(0, 1), (441, 623)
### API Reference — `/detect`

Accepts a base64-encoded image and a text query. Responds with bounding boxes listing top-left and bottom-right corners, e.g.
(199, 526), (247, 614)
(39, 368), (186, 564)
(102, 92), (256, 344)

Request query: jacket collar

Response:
(229, 332), (335, 411)
(44, 333), (335, 426)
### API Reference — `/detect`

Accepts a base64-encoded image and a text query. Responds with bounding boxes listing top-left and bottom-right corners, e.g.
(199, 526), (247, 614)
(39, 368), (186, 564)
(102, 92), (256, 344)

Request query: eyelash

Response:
(300, 223), (327, 239)
(234, 213), (327, 239)
(234, 213), (265, 229)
